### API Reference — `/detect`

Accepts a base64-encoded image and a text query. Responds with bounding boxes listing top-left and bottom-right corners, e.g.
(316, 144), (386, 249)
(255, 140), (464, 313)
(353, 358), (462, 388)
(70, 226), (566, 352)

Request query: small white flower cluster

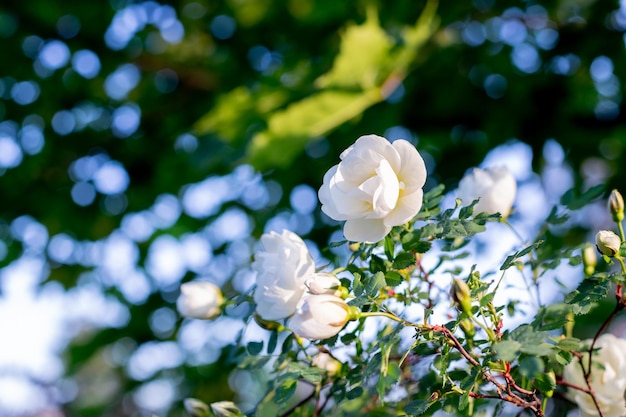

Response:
(252, 230), (350, 340)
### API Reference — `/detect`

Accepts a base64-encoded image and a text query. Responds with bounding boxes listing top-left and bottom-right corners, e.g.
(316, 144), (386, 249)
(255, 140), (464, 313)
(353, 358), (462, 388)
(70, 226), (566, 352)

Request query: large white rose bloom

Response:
(252, 230), (315, 321)
(177, 281), (223, 319)
(288, 294), (350, 340)
(562, 333), (626, 417)
(457, 167), (516, 217)
(318, 134), (427, 243)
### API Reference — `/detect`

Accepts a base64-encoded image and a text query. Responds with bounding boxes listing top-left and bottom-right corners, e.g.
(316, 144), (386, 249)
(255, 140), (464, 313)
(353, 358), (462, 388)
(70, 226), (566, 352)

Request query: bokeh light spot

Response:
(38, 40), (71, 70)
(210, 15), (236, 40)
(72, 49), (101, 79)
(51, 110), (76, 135)
(0, 136), (23, 168)
(111, 104), (141, 138)
(11, 81), (40, 105)
(93, 161), (130, 195)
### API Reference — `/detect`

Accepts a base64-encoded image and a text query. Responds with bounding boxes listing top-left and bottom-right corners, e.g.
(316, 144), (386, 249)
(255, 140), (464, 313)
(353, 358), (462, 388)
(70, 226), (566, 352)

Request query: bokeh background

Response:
(1, 0), (626, 416)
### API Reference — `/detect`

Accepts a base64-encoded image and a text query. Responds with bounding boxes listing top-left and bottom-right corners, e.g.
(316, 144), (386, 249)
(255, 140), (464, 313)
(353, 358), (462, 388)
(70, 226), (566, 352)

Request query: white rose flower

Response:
(562, 333), (626, 417)
(595, 230), (621, 257)
(288, 294), (351, 340)
(318, 134), (427, 243)
(305, 273), (342, 296)
(177, 281), (223, 319)
(252, 230), (315, 321)
(457, 167), (516, 217)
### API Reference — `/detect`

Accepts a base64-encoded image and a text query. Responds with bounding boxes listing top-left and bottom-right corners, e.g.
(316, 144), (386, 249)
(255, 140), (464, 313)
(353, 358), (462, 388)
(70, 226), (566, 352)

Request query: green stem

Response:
(617, 256), (626, 274)
(618, 221), (625, 243)
(358, 311), (420, 328)
(469, 313), (496, 343)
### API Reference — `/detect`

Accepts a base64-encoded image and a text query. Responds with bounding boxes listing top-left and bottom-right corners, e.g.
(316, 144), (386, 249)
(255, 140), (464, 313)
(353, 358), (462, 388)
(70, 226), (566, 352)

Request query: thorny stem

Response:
(364, 313), (546, 415)
(571, 281), (626, 417)
(430, 325), (545, 417)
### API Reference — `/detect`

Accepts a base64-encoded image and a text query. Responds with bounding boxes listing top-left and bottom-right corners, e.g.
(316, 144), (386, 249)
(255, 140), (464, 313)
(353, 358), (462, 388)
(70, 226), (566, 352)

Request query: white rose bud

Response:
(305, 273), (342, 297)
(562, 333), (626, 417)
(318, 134), (427, 243)
(609, 189), (625, 222)
(252, 230), (315, 321)
(183, 398), (210, 417)
(312, 351), (343, 376)
(288, 294), (351, 340)
(177, 281), (223, 320)
(595, 230), (621, 257)
(457, 167), (517, 217)
(210, 401), (245, 417)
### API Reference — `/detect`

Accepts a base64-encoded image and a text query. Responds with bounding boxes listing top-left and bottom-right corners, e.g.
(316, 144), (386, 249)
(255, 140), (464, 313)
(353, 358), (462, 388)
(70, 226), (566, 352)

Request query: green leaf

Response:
(500, 241), (544, 271)
(519, 356), (544, 379)
(557, 337), (581, 352)
(534, 372), (556, 395)
(247, 341), (264, 355)
(267, 331), (278, 354)
(401, 232), (432, 253)
(533, 303), (573, 331)
(393, 251), (416, 270)
(385, 271), (403, 287)
(493, 340), (522, 362)
(193, 86), (289, 144)
(370, 254), (387, 274)
(247, 89), (382, 170)
(346, 386), (364, 400)
(364, 271), (386, 298)
(561, 184), (605, 210)
(405, 399), (436, 415)
(510, 325), (553, 356)
(458, 199), (479, 219)
(315, 10), (393, 89)
(384, 235), (395, 260)
(274, 380), (297, 405)
(546, 206), (569, 225)
(566, 278), (612, 315)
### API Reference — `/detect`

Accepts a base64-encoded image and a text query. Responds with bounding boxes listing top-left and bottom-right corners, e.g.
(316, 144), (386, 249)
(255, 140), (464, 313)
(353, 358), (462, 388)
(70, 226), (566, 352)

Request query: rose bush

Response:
(176, 281), (223, 319)
(562, 333), (626, 417)
(288, 294), (352, 340)
(318, 134), (427, 243)
(456, 166), (517, 217)
(252, 230), (315, 321)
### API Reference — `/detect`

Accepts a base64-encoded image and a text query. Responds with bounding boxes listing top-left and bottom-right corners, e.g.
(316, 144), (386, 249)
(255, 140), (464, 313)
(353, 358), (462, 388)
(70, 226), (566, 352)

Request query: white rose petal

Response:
(177, 281), (223, 319)
(252, 230), (315, 321)
(318, 134), (427, 243)
(562, 333), (626, 417)
(305, 273), (342, 296)
(457, 166), (517, 217)
(288, 294), (350, 340)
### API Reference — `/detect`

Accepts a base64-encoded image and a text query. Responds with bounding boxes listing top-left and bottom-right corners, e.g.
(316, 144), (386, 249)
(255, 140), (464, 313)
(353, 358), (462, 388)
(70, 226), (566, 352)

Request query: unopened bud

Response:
(184, 398), (210, 417)
(459, 318), (475, 338)
(312, 351), (343, 377)
(210, 401), (245, 417)
(254, 314), (285, 332)
(451, 278), (472, 315)
(305, 273), (343, 296)
(609, 189), (625, 222)
(595, 230), (621, 257)
(582, 244), (597, 276)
